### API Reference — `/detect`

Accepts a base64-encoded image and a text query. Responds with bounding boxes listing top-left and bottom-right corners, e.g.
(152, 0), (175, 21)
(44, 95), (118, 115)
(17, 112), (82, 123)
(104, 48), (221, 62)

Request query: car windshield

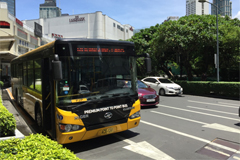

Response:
(123, 80), (148, 89)
(158, 78), (173, 83)
(137, 80), (148, 88)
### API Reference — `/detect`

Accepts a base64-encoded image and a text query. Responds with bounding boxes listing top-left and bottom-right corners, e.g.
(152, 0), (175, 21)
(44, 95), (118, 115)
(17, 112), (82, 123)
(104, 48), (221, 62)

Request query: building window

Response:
(30, 35), (38, 45)
(17, 29), (27, 39)
(113, 23), (115, 27)
(18, 46), (29, 55)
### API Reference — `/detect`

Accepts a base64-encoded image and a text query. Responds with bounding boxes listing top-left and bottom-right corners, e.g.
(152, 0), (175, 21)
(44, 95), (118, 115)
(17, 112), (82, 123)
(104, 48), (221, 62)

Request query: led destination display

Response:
(77, 47), (125, 53)
(77, 46), (125, 53)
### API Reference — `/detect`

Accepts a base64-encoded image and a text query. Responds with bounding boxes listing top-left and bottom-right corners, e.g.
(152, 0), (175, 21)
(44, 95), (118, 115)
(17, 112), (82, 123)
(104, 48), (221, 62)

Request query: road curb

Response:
(0, 129), (25, 141)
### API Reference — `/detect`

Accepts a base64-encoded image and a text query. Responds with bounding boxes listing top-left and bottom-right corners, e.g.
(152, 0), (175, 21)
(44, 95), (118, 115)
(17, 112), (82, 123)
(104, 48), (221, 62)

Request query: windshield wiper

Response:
(71, 100), (94, 112)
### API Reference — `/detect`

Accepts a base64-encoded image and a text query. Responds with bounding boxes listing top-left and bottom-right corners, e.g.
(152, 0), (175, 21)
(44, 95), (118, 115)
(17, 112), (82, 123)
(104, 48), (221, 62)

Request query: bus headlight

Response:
(59, 124), (83, 132)
(129, 111), (140, 119)
(65, 124), (72, 132)
(72, 125), (80, 131)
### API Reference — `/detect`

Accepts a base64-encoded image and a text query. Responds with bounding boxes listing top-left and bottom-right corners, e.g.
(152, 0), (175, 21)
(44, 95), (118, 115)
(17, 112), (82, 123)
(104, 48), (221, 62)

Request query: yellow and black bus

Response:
(11, 38), (151, 144)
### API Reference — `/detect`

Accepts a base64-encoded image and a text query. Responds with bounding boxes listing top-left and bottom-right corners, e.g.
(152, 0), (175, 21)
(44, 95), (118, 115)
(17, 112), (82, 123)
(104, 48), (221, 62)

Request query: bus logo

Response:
(104, 112), (113, 119)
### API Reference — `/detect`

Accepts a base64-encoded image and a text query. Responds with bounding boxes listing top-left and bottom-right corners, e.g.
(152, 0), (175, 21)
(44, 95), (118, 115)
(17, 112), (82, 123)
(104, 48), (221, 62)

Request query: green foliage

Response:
(175, 81), (240, 98)
(128, 14), (240, 80)
(0, 134), (80, 160)
(127, 24), (160, 76)
(0, 97), (16, 137)
(0, 81), (3, 88)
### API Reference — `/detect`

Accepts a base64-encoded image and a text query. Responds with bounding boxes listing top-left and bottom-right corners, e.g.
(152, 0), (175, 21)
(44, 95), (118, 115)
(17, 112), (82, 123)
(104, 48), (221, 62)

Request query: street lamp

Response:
(198, 0), (219, 82)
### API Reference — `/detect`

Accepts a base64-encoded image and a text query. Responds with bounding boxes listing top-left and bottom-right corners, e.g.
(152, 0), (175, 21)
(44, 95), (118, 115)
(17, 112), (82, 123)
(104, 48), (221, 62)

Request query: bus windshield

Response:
(56, 55), (137, 104)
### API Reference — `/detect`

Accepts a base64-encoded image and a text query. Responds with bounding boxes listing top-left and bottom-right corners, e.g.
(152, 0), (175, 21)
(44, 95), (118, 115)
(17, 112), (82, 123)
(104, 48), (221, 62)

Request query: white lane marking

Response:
(114, 134), (174, 160)
(188, 100), (239, 109)
(157, 104), (239, 121)
(151, 111), (207, 125)
(187, 106), (238, 115)
(151, 111), (240, 133)
(140, 120), (240, 154)
(218, 102), (240, 106)
(233, 156), (240, 160)
(202, 123), (240, 134)
(124, 141), (175, 160)
(204, 146), (230, 157)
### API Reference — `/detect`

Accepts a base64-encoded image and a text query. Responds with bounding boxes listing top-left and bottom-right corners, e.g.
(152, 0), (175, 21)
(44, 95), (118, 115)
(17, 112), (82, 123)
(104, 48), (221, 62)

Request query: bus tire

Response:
(35, 105), (43, 129)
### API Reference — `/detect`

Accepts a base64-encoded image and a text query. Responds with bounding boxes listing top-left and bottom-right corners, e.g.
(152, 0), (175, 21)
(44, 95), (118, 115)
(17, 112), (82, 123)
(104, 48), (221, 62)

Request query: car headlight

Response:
(166, 86), (174, 89)
(59, 124), (84, 132)
(138, 93), (143, 97)
(129, 111), (141, 119)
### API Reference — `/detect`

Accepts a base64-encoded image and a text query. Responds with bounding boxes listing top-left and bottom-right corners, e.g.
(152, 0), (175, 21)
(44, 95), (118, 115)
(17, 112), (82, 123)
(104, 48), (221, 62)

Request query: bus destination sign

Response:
(77, 47), (125, 53)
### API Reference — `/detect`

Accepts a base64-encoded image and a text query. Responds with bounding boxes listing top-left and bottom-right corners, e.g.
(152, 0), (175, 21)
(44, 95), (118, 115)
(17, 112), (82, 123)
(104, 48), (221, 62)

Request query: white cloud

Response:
(234, 11), (240, 19)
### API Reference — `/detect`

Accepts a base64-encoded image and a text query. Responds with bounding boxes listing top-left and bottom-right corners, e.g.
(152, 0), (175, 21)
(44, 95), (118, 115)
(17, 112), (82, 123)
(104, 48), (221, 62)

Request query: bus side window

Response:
(23, 62), (27, 86)
(27, 60), (34, 89)
(34, 59), (42, 92)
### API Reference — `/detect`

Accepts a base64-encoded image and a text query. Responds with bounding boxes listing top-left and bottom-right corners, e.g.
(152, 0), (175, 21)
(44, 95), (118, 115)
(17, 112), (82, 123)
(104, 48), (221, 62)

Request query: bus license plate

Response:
(147, 99), (155, 102)
(101, 127), (114, 135)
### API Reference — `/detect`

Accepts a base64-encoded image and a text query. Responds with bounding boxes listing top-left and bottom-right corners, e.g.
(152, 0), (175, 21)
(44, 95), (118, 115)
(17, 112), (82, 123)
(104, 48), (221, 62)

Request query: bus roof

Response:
(11, 38), (134, 62)
(55, 38), (134, 45)
(11, 40), (56, 62)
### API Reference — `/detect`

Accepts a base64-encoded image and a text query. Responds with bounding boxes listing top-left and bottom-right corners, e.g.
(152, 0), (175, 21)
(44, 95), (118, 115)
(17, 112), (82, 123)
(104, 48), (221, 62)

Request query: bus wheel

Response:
(36, 107), (42, 128)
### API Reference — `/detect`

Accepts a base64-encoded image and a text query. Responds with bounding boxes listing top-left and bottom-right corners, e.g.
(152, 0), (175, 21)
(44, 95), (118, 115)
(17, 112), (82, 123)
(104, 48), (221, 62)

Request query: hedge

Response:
(0, 133), (80, 159)
(175, 81), (240, 98)
(0, 96), (16, 137)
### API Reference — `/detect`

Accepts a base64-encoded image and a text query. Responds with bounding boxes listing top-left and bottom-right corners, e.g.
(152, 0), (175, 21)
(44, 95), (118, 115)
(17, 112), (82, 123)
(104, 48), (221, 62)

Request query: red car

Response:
(137, 80), (159, 107)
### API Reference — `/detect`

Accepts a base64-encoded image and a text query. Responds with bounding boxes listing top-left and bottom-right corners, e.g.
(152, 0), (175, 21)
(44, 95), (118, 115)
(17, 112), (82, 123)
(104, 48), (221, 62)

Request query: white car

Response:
(78, 85), (90, 94)
(141, 77), (183, 96)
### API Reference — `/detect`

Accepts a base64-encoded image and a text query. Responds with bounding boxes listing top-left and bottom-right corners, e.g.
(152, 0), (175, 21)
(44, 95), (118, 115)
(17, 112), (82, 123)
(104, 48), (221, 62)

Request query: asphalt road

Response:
(11, 91), (240, 160)
(63, 95), (240, 160)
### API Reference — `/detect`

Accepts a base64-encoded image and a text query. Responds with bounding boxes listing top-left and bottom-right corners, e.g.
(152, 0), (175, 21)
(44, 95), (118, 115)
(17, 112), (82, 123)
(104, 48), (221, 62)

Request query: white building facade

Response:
(23, 11), (134, 40)
(186, 0), (209, 16)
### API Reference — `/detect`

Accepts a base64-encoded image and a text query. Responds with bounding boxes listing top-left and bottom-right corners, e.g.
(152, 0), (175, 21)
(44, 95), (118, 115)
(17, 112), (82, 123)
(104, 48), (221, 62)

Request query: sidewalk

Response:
(1, 88), (33, 136)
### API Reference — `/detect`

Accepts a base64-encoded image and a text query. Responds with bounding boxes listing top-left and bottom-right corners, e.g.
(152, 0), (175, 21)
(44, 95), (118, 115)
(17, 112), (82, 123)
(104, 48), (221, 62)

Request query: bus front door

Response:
(42, 58), (52, 131)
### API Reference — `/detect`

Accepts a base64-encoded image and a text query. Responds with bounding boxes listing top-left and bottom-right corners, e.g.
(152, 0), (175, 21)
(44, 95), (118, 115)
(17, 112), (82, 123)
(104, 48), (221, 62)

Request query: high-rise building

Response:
(0, 0), (15, 16)
(186, 0), (209, 16)
(212, 0), (232, 18)
(39, 0), (61, 19)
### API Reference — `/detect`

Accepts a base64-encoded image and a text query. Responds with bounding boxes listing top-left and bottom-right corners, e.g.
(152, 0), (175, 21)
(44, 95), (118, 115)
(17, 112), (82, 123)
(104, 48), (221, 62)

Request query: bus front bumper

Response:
(57, 117), (140, 144)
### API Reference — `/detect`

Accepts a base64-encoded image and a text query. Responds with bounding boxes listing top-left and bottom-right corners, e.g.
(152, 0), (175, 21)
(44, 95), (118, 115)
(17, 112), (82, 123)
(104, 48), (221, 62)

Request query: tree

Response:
(127, 25), (159, 77)
(152, 14), (240, 80)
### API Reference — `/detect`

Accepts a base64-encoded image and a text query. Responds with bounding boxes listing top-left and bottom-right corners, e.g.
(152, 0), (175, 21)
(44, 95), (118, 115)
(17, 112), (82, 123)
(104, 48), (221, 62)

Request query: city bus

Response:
(11, 38), (151, 144)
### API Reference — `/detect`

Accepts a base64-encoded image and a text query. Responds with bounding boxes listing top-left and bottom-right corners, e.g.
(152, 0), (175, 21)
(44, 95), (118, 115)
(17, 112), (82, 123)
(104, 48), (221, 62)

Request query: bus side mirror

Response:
(145, 57), (151, 73)
(52, 55), (63, 80)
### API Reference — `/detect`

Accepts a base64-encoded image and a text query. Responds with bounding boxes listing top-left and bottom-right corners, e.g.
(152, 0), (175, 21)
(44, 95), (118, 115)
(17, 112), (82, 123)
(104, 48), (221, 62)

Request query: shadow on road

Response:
(63, 130), (139, 153)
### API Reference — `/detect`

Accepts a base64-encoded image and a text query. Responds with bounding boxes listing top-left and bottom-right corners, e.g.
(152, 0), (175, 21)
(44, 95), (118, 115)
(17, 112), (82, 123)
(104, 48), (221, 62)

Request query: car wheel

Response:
(36, 107), (43, 128)
(159, 89), (165, 96)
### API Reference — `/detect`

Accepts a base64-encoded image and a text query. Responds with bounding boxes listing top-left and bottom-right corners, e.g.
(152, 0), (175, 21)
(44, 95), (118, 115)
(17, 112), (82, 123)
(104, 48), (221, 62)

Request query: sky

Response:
(16, 0), (240, 29)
